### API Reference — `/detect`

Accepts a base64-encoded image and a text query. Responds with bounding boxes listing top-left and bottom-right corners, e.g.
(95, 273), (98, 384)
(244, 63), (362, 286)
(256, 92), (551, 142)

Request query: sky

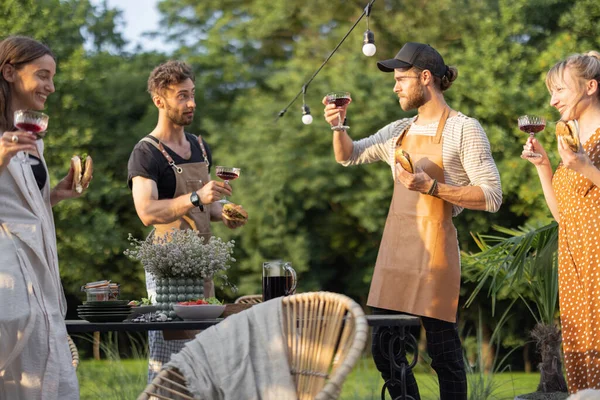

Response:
(91, 0), (175, 53)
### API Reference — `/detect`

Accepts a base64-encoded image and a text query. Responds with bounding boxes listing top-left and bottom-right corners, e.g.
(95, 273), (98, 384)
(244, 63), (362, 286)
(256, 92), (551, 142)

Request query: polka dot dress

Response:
(553, 127), (600, 393)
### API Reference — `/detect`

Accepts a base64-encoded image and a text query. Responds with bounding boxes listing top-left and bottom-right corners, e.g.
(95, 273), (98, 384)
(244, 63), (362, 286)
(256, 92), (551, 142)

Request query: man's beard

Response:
(166, 104), (194, 126)
(400, 83), (426, 111)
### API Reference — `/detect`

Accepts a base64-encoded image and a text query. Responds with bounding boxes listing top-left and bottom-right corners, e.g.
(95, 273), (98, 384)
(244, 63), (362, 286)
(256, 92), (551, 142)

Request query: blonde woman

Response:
(524, 51), (600, 392)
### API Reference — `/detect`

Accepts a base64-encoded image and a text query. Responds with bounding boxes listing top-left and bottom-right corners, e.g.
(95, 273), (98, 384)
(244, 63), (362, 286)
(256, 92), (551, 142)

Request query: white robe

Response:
(0, 141), (79, 399)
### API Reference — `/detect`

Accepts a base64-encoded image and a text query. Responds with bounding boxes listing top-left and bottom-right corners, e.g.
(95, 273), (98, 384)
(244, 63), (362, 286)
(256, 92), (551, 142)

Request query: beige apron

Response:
(367, 108), (461, 323)
(142, 135), (212, 340)
(140, 135), (211, 241)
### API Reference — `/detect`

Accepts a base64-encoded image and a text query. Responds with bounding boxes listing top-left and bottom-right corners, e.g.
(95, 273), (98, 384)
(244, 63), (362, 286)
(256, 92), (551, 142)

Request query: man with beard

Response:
(127, 60), (246, 383)
(322, 42), (502, 399)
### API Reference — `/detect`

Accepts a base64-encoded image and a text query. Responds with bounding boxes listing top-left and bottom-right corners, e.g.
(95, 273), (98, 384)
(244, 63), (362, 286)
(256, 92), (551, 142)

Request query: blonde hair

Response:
(546, 51), (600, 95)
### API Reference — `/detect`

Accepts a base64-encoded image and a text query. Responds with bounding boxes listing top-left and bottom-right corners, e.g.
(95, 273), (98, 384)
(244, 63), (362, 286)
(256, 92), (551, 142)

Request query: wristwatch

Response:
(190, 192), (204, 211)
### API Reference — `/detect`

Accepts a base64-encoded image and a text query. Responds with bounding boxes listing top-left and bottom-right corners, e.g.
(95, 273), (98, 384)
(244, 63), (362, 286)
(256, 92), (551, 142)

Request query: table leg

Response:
(93, 331), (100, 360)
(378, 325), (418, 400)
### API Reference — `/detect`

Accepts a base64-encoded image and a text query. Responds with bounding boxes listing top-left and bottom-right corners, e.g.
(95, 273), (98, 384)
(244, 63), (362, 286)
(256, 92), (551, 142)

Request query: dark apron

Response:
(367, 108), (461, 323)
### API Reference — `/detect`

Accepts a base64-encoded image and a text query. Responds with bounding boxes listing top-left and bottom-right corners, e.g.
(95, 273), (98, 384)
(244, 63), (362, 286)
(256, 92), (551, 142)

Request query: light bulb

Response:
(362, 29), (376, 57)
(302, 104), (313, 125)
(302, 114), (313, 125)
(362, 43), (376, 57)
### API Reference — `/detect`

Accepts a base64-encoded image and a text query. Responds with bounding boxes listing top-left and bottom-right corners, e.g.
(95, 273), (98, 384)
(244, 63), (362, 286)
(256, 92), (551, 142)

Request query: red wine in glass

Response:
(518, 115), (545, 158)
(215, 166), (240, 203)
(325, 91), (351, 130)
(15, 122), (45, 135)
(13, 110), (49, 165)
(216, 171), (239, 181)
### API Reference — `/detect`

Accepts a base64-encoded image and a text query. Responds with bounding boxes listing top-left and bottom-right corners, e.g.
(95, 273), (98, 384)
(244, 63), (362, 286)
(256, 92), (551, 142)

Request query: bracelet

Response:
(426, 179), (438, 196)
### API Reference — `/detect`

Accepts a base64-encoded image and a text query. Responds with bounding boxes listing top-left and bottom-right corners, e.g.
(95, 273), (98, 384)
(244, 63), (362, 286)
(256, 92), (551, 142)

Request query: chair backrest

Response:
(283, 292), (368, 400)
(233, 294), (263, 304)
(67, 335), (79, 369)
(138, 291), (368, 400)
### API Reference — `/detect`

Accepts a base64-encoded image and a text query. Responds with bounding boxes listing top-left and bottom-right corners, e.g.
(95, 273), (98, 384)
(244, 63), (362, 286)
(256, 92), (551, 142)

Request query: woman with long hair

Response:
(0, 35), (86, 399)
(524, 51), (600, 392)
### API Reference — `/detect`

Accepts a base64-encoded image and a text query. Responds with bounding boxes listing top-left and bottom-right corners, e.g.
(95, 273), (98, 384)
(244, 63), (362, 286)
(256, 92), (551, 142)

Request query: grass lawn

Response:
(77, 357), (541, 400)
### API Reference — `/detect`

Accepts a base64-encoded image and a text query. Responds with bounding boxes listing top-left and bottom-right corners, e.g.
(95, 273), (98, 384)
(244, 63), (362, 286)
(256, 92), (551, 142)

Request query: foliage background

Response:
(3, 0), (600, 369)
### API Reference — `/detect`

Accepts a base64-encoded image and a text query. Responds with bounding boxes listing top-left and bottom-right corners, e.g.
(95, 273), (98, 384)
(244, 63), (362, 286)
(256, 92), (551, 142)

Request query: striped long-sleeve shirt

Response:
(341, 112), (502, 216)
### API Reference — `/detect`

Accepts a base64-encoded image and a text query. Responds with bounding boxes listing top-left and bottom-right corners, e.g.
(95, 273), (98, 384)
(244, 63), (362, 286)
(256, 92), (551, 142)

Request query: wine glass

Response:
(518, 115), (546, 158)
(215, 166), (240, 203)
(325, 91), (351, 131)
(14, 110), (49, 165)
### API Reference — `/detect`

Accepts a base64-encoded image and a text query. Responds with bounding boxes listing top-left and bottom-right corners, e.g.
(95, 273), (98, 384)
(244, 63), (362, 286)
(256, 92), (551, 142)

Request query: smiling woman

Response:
(0, 35), (85, 400)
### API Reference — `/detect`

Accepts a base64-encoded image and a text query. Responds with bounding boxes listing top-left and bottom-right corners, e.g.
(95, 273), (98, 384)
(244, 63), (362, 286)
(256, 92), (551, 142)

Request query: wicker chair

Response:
(233, 294), (263, 304)
(138, 291), (368, 400)
(67, 335), (79, 369)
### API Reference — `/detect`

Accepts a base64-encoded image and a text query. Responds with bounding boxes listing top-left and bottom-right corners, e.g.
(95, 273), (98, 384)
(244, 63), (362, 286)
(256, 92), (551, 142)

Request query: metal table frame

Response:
(66, 313), (421, 399)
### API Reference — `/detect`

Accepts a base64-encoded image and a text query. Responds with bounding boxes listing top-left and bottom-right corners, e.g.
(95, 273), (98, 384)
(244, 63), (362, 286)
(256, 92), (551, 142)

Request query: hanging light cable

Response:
(276, 0), (376, 122)
(301, 85), (313, 125)
(362, 5), (376, 57)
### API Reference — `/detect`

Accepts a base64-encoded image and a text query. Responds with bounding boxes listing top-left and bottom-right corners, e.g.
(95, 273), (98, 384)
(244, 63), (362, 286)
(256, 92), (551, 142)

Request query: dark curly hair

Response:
(147, 60), (195, 97)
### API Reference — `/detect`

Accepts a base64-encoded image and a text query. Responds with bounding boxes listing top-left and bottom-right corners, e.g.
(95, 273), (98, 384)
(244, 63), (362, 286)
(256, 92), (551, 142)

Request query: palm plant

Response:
(462, 222), (567, 393)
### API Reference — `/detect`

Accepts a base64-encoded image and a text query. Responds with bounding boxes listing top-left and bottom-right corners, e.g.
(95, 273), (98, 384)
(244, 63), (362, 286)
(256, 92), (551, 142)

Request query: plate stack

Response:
(77, 300), (132, 322)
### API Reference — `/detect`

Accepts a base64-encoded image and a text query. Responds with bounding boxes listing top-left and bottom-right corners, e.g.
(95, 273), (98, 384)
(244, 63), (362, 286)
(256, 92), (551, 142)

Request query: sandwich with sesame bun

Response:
(71, 153), (93, 193)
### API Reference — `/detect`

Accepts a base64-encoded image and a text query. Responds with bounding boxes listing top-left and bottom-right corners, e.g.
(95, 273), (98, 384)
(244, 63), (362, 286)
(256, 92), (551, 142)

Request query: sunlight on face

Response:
(161, 78), (196, 126)
(11, 54), (56, 111)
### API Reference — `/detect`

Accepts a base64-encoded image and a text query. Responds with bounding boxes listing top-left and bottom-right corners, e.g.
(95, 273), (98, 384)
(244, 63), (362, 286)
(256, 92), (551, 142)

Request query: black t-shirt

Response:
(30, 155), (47, 191)
(127, 133), (213, 199)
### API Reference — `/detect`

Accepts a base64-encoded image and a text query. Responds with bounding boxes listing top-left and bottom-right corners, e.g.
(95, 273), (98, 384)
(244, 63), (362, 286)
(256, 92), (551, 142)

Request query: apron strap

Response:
(140, 137), (183, 174)
(433, 107), (450, 144)
(394, 126), (410, 148)
(196, 135), (210, 166)
(394, 107), (450, 147)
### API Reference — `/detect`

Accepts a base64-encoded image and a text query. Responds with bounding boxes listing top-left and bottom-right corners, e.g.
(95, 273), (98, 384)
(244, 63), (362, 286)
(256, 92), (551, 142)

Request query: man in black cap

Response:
(322, 42), (502, 399)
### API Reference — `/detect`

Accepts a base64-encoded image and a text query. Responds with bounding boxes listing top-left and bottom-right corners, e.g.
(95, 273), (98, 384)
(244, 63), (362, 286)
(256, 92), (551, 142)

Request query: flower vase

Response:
(154, 277), (204, 318)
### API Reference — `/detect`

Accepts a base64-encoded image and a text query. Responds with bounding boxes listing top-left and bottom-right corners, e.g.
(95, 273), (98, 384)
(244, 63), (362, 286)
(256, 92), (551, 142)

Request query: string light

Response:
(362, 30), (376, 57)
(276, 0), (377, 123)
(301, 85), (313, 124)
(362, 5), (376, 57)
(302, 105), (313, 125)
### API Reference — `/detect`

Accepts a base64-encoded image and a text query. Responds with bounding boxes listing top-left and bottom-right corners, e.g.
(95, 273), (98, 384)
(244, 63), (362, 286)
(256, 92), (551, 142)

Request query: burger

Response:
(394, 148), (414, 173)
(71, 153), (93, 193)
(555, 120), (580, 152)
(222, 203), (248, 222)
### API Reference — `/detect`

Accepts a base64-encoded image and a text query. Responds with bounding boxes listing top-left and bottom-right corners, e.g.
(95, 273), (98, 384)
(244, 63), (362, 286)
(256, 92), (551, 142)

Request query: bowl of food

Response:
(173, 298), (225, 320)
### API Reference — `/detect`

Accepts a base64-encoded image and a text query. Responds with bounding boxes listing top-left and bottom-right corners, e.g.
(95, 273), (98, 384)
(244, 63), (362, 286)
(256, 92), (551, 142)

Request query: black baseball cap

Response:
(377, 42), (447, 78)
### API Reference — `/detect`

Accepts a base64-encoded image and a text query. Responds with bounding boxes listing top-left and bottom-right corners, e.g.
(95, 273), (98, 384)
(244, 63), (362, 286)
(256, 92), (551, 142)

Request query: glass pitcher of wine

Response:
(262, 260), (297, 302)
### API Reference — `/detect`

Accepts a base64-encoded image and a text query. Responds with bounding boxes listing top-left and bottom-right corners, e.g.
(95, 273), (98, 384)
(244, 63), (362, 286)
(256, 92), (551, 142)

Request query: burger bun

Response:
(555, 120), (580, 153)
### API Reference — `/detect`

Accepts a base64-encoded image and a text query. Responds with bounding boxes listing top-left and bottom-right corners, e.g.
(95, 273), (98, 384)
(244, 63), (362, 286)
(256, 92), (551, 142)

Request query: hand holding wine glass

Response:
(324, 91), (351, 131)
(215, 166), (240, 203)
(14, 110), (49, 165)
(518, 115), (545, 159)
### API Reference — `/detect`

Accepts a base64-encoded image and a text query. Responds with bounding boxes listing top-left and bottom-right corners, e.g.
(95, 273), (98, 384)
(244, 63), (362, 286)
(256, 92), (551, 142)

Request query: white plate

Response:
(173, 304), (225, 320)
